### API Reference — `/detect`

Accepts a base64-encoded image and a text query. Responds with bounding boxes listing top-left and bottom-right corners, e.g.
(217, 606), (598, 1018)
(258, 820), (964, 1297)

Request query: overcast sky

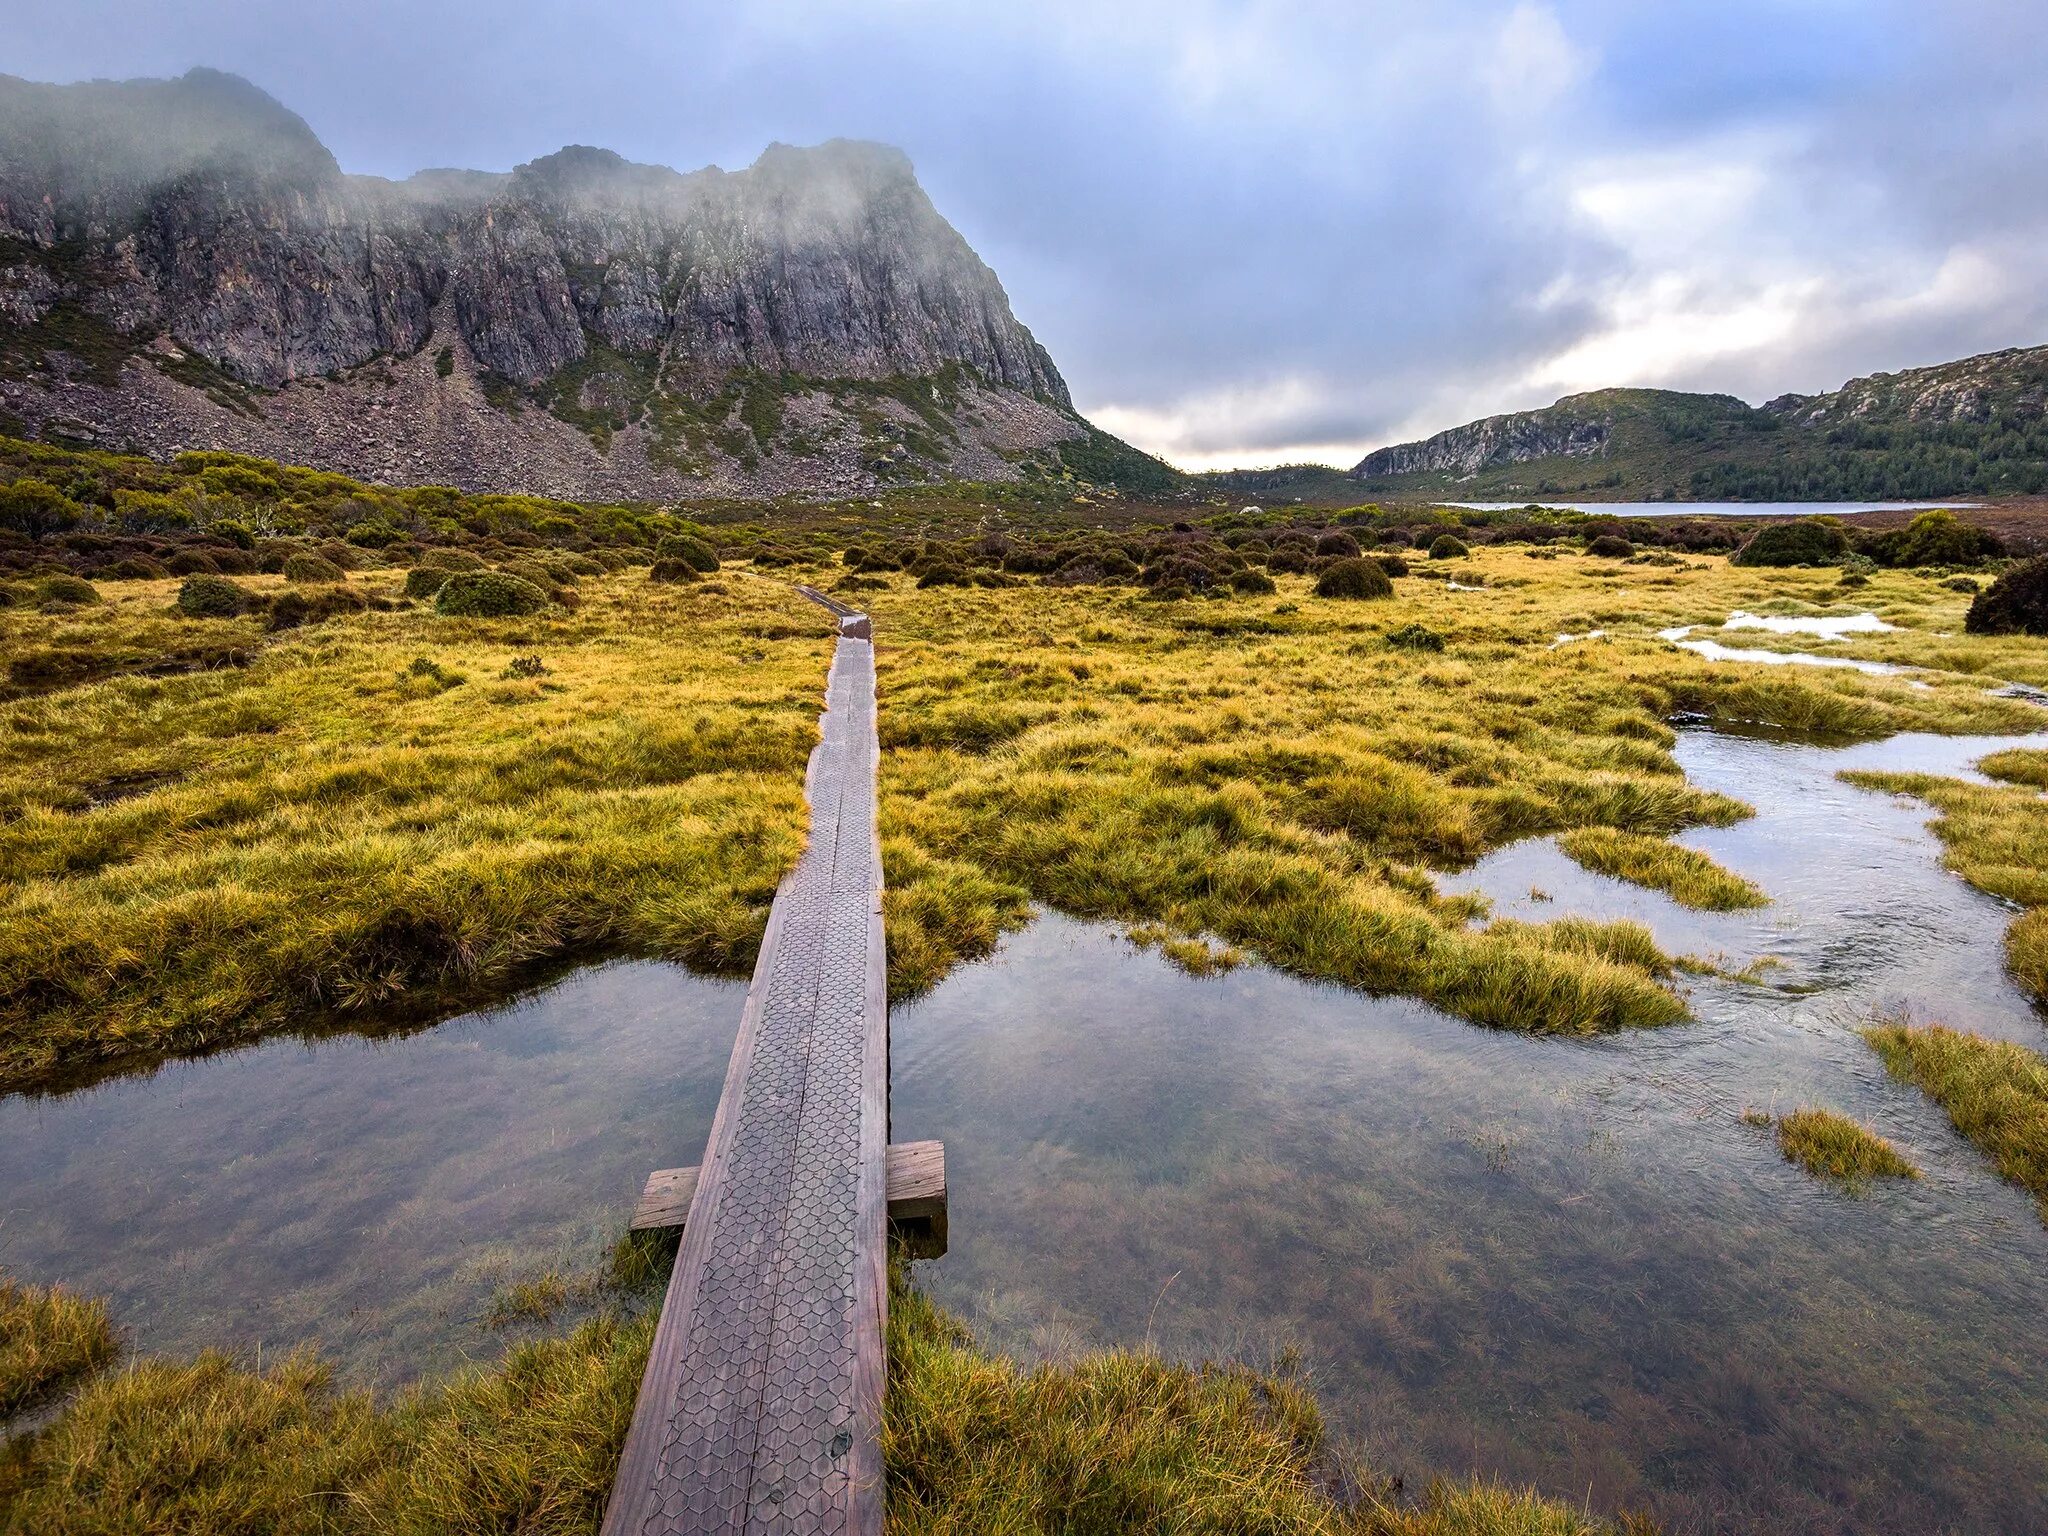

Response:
(11, 1), (2048, 469)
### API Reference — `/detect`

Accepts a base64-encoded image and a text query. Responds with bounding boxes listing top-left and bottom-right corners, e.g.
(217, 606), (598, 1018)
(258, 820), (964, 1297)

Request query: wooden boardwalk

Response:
(603, 591), (887, 1536)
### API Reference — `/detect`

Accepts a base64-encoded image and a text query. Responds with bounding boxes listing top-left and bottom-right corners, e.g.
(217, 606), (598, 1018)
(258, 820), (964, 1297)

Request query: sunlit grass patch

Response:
(0, 573), (825, 1087)
(1556, 828), (1767, 910)
(1979, 747), (2048, 788)
(1, 1273), (118, 1420)
(1771, 1107), (1919, 1183)
(5, 1252), (1645, 1536)
(1862, 1021), (2048, 1221)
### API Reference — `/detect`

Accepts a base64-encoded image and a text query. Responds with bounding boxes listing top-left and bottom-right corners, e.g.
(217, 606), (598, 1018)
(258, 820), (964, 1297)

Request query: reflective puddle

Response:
(0, 962), (741, 1387)
(891, 728), (2048, 1536)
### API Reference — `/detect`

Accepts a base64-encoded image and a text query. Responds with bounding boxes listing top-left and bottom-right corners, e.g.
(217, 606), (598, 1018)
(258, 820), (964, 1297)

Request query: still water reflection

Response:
(891, 729), (2048, 1536)
(0, 963), (740, 1387)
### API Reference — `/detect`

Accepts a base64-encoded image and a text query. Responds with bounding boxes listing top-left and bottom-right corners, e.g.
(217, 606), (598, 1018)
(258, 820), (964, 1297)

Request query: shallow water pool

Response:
(0, 962), (742, 1386)
(4, 728), (2046, 1532)
(890, 728), (2048, 1536)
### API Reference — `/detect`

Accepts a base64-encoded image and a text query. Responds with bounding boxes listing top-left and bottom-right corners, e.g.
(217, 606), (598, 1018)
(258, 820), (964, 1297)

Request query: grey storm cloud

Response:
(9, 0), (2047, 468)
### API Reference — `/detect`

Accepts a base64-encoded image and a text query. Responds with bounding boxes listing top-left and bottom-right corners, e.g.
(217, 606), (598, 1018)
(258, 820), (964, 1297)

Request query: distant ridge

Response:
(0, 68), (1175, 498)
(1344, 347), (2048, 502)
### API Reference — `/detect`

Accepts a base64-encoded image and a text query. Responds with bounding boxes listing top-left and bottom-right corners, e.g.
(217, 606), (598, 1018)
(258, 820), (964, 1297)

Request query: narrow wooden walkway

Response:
(603, 590), (886, 1536)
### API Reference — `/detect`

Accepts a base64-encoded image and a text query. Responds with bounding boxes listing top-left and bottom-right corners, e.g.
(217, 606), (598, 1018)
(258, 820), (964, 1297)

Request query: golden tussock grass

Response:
(867, 551), (2037, 1035)
(1771, 1107), (1919, 1183)
(0, 571), (828, 1088)
(1, 1256), (1642, 1536)
(1555, 828), (1765, 911)
(1861, 1021), (2048, 1222)
(0, 1274), (118, 1421)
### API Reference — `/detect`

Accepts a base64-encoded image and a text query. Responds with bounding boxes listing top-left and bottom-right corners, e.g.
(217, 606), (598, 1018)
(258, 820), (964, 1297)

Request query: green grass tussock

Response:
(4, 1260), (1641, 1536)
(0, 1314), (650, 1535)
(0, 574), (824, 1088)
(1, 1273), (118, 1421)
(1772, 1107), (1919, 1183)
(1862, 1021), (2048, 1221)
(1556, 828), (1767, 910)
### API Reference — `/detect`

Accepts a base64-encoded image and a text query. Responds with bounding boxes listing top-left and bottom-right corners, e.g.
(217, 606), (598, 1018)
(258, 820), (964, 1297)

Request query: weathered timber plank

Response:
(602, 618), (886, 1536)
(632, 1141), (946, 1232)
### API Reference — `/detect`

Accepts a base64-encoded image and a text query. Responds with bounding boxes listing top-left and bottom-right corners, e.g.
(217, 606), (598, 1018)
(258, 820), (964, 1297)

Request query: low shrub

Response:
(1386, 622), (1446, 651)
(414, 547), (487, 572)
(648, 558), (702, 584)
(104, 557), (169, 580)
(917, 564), (973, 589)
(1374, 553), (1410, 579)
(654, 533), (721, 573)
(1228, 568), (1277, 596)
(37, 574), (102, 606)
(1314, 530), (1361, 559)
(1586, 534), (1634, 558)
(403, 567), (451, 599)
(282, 553), (346, 584)
(175, 575), (254, 618)
(1428, 534), (1469, 560)
(1313, 558), (1393, 600)
(432, 570), (549, 618)
(1865, 510), (2003, 569)
(1944, 575), (1980, 594)
(267, 585), (370, 630)
(1732, 521), (1850, 567)
(1965, 556), (2048, 636)
(165, 550), (221, 576)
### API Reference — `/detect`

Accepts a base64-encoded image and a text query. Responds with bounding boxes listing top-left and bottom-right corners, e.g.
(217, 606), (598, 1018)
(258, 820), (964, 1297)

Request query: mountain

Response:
(1348, 347), (2048, 501)
(0, 68), (1168, 498)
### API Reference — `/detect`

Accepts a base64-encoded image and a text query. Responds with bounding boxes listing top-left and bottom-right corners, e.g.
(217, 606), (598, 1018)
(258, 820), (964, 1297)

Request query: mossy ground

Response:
(864, 549), (2040, 1034)
(5, 546), (2043, 1087)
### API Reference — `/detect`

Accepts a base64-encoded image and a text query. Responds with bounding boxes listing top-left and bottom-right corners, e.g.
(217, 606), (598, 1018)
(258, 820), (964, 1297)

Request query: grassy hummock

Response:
(1556, 828), (1766, 910)
(1772, 1107), (1919, 1183)
(0, 1260), (1641, 1536)
(0, 574), (823, 1089)
(1, 1273), (118, 1421)
(1862, 1021), (2048, 1221)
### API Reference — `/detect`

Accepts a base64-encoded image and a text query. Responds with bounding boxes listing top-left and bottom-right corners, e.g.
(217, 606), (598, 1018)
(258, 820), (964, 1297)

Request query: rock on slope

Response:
(0, 68), (1134, 497)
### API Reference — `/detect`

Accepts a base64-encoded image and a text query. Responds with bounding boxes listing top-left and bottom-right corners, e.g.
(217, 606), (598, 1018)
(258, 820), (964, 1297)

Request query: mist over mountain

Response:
(0, 68), (1166, 498)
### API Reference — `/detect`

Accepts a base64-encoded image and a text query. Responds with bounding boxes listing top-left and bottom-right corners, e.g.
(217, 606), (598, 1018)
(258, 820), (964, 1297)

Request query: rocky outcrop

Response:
(1761, 345), (2048, 429)
(1353, 402), (1612, 478)
(0, 68), (1090, 496)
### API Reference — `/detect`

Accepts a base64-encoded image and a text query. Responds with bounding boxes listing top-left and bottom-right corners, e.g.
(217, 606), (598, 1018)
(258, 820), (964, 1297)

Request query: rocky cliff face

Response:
(1352, 401), (1613, 478)
(0, 68), (1093, 497)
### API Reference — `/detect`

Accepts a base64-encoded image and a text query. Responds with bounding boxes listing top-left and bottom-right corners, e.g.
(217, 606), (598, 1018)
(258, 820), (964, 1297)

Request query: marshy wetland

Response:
(5, 461), (2048, 1533)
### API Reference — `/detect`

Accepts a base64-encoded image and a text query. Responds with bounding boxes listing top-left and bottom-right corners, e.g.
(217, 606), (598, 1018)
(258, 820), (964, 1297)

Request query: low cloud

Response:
(11, 0), (2047, 468)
